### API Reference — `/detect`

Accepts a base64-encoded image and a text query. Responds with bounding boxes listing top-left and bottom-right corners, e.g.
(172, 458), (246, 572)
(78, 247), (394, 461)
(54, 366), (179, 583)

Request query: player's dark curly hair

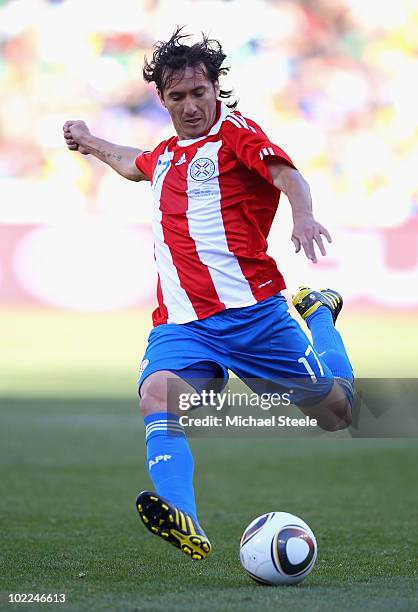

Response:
(143, 26), (238, 108)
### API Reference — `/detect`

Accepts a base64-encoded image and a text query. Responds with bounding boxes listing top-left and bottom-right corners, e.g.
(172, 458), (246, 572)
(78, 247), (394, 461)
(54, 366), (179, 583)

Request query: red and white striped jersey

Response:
(135, 102), (296, 327)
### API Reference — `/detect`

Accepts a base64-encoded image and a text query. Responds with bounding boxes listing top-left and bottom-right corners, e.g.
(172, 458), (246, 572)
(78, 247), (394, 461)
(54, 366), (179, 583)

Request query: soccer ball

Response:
(239, 511), (317, 585)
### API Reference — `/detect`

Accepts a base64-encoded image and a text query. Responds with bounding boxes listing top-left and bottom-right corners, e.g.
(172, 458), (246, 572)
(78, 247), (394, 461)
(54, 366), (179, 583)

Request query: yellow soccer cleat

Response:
(292, 286), (343, 324)
(136, 491), (212, 560)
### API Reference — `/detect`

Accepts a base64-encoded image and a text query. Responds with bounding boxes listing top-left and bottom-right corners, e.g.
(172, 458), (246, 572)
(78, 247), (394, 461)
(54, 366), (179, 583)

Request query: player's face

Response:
(160, 65), (220, 140)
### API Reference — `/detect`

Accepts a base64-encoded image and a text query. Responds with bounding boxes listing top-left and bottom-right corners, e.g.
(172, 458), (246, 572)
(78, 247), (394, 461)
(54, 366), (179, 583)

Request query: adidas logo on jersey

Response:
(175, 153), (187, 166)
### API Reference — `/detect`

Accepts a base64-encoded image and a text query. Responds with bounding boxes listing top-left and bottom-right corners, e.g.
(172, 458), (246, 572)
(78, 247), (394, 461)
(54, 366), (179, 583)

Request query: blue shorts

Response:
(137, 292), (333, 406)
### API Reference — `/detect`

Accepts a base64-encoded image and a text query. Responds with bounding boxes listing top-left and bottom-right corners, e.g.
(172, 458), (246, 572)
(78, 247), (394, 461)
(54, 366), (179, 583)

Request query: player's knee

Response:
(139, 382), (168, 417)
(139, 370), (197, 417)
(316, 400), (352, 432)
(335, 403), (352, 430)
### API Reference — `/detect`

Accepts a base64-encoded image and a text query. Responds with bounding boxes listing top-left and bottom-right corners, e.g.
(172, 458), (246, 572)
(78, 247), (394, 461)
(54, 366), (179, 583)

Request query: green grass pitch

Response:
(1, 310), (418, 610)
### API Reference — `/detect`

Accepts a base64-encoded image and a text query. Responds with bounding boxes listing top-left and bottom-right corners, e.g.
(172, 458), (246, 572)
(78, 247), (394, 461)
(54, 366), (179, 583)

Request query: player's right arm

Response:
(63, 120), (148, 182)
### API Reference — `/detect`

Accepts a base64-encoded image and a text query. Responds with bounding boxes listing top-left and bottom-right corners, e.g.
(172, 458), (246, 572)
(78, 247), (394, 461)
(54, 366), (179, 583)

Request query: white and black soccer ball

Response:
(239, 511), (317, 585)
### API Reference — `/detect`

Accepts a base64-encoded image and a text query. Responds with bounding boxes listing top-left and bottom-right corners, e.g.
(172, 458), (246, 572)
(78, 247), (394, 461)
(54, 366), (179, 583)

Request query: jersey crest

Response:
(190, 157), (216, 181)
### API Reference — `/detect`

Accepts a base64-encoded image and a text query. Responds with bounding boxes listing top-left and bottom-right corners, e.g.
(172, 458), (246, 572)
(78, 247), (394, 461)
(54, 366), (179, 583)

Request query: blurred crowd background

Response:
(1, 0), (418, 311)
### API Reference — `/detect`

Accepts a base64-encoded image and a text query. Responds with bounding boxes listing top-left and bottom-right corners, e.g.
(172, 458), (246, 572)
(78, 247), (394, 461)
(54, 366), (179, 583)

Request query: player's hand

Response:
(63, 120), (91, 155)
(291, 215), (332, 264)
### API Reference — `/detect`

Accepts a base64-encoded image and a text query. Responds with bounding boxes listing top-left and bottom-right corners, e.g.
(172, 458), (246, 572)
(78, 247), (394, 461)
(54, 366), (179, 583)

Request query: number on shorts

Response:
(298, 345), (325, 382)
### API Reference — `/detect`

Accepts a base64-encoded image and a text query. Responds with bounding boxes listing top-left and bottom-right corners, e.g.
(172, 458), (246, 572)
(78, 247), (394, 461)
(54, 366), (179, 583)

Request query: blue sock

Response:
(144, 412), (197, 521)
(306, 307), (354, 382)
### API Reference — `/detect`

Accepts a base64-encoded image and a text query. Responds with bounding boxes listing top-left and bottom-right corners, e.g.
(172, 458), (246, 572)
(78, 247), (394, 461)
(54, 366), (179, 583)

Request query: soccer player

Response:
(63, 28), (354, 561)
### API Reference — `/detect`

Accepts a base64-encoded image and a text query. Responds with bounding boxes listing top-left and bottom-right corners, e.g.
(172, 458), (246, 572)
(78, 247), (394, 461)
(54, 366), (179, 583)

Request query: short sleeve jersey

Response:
(135, 102), (296, 327)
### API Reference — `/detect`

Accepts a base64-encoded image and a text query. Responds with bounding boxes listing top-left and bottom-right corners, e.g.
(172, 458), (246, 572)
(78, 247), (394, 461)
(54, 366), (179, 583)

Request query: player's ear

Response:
(214, 80), (220, 98)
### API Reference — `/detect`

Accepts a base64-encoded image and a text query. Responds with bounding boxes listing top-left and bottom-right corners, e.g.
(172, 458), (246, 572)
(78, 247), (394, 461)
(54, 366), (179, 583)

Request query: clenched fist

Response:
(63, 120), (91, 155)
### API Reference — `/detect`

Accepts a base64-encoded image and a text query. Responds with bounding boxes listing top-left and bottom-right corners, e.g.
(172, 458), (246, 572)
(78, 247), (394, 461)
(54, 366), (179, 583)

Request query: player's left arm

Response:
(266, 160), (332, 264)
